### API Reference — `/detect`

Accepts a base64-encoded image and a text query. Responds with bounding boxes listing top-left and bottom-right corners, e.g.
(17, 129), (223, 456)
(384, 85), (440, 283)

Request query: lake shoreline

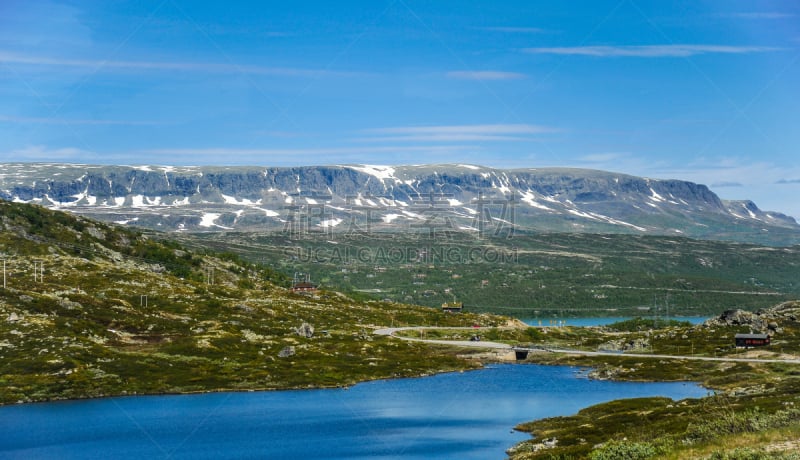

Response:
(4, 318), (717, 407)
(0, 363), (707, 460)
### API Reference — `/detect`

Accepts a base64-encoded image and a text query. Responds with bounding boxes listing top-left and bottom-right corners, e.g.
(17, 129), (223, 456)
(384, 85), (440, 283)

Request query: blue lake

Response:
(0, 364), (707, 459)
(524, 316), (707, 327)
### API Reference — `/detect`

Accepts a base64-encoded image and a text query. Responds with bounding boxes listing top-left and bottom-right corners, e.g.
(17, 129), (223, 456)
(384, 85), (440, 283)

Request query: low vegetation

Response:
(0, 201), (505, 404)
(182, 231), (800, 317)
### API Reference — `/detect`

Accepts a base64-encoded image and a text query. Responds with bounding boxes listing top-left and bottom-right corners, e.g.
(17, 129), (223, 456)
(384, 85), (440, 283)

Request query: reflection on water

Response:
(524, 316), (707, 327)
(0, 364), (706, 459)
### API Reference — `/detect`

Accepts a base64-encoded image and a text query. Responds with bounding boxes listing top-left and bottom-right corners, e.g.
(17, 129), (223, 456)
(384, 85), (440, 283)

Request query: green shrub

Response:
(589, 440), (657, 460)
(685, 406), (800, 443)
(710, 448), (800, 460)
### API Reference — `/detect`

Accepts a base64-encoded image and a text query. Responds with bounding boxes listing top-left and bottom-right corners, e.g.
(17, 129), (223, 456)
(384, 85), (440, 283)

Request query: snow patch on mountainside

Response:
(318, 218), (343, 228)
(520, 191), (553, 211)
(568, 209), (647, 231)
(131, 195), (162, 207)
(649, 188), (665, 202)
(348, 165), (396, 181)
(199, 213), (232, 230)
(222, 194), (261, 206)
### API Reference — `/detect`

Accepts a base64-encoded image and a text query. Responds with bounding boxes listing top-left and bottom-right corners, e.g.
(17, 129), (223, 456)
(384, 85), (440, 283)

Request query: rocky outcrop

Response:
(277, 346), (296, 358)
(599, 338), (650, 352)
(295, 322), (314, 338)
(703, 302), (800, 333)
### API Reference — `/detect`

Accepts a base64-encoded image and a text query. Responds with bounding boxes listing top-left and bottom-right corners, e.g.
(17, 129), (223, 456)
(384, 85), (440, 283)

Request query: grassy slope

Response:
(0, 201), (506, 404)
(180, 231), (800, 317)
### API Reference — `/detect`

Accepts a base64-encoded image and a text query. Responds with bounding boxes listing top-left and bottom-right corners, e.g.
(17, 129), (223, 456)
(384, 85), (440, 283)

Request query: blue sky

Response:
(1, 1), (799, 217)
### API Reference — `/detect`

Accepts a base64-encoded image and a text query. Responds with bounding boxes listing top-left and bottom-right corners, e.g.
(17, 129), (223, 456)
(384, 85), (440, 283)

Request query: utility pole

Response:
(33, 260), (44, 283)
(140, 295), (147, 308)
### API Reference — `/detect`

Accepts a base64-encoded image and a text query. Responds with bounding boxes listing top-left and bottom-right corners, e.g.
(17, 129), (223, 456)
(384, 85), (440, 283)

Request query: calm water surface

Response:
(524, 316), (707, 327)
(0, 364), (706, 459)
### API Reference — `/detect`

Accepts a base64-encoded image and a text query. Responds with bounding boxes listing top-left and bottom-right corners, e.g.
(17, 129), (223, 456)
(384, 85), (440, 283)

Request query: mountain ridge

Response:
(1, 163), (797, 245)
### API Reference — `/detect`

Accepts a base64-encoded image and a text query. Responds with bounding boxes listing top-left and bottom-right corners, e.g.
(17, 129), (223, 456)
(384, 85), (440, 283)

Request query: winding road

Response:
(375, 326), (800, 365)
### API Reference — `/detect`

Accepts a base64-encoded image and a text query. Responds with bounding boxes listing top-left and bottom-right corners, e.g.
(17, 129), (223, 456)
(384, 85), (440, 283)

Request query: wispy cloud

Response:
(2, 144), (478, 165)
(0, 114), (162, 126)
(142, 145), (473, 158)
(711, 181), (744, 188)
(0, 51), (359, 78)
(6, 145), (95, 161)
(446, 71), (526, 80)
(478, 26), (548, 34)
(777, 178), (800, 184)
(719, 12), (796, 20)
(578, 152), (630, 163)
(523, 44), (781, 57)
(360, 124), (557, 142)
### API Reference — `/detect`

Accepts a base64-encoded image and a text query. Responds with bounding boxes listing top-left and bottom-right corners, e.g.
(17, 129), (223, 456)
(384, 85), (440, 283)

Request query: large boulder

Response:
(295, 322), (314, 338)
(277, 346), (296, 358)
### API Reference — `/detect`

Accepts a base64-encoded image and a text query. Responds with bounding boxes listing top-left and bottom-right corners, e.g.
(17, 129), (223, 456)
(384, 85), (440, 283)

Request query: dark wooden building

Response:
(735, 333), (770, 348)
(291, 273), (317, 293)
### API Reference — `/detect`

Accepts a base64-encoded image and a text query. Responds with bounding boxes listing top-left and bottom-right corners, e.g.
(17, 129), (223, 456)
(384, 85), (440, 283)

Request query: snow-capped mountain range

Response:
(1, 163), (797, 243)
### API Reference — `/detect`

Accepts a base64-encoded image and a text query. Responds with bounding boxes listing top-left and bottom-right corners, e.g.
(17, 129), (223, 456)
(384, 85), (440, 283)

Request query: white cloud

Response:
(720, 12), (796, 20)
(3, 145), (95, 161)
(479, 26), (548, 34)
(0, 51), (359, 78)
(361, 124), (557, 143)
(446, 71), (526, 80)
(3, 144), (484, 168)
(523, 44), (781, 57)
(0, 114), (161, 126)
(367, 124), (556, 135)
(358, 134), (529, 142)
(141, 145), (473, 159)
(578, 152), (631, 163)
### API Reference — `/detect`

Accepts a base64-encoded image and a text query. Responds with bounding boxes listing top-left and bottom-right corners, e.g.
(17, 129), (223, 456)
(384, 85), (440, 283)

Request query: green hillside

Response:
(0, 200), (499, 404)
(181, 231), (800, 318)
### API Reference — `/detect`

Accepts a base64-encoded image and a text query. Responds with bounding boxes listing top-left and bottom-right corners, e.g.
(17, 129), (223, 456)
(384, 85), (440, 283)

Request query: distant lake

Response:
(0, 365), (706, 459)
(524, 316), (708, 327)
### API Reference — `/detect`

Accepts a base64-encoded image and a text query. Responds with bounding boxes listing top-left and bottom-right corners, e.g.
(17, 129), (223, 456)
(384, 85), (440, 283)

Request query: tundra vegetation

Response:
(0, 201), (501, 404)
(183, 231), (800, 317)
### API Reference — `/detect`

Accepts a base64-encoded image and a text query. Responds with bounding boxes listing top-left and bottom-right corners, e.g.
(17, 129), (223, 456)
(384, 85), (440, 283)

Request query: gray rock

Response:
(278, 346), (296, 358)
(295, 322), (314, 338)
(59, 298), (82, 310)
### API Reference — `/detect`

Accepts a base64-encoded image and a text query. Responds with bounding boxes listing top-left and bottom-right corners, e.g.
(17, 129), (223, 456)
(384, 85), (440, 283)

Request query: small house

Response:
(441, 301), (463, 313)
(291, 273), (317, 293)
(734, 333), (770, 348)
